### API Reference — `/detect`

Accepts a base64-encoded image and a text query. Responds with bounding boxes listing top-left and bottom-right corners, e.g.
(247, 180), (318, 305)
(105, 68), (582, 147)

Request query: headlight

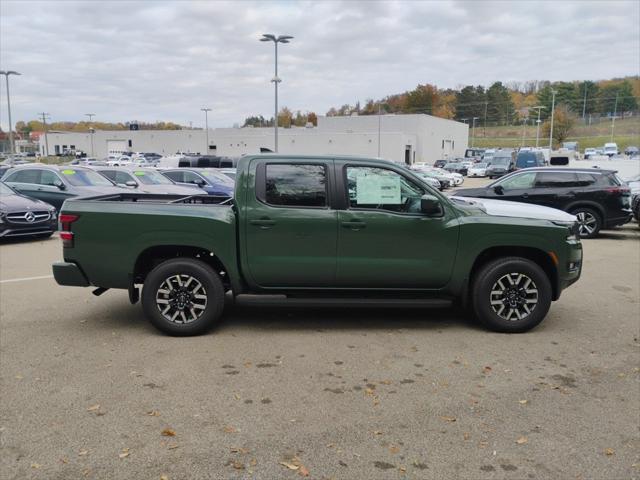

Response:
(552, 220), (579, 240)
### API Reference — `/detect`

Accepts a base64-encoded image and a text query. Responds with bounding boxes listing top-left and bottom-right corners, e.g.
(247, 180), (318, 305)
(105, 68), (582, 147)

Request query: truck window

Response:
(264, 164), (327, 207)
(346, 166), (423, 214)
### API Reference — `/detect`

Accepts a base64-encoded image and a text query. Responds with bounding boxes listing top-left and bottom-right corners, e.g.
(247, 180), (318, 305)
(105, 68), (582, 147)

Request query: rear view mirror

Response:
(420, 194), (443, 217)
(493, 185), (504, 195)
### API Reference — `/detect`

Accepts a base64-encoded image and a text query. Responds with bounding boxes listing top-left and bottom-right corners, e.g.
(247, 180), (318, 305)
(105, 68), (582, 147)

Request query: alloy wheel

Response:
(489, 273), (538, 321)
(575, 211), (597, 237)
(155, 274), (207, 324)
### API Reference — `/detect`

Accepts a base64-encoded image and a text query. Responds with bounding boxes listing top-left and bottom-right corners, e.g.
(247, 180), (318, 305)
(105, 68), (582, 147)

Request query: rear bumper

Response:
(604, 212), (633, 228)
(52, 261), (90, 287)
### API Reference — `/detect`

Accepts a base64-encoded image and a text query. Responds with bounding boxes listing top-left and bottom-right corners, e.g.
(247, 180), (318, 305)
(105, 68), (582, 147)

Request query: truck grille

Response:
(6, 211), (51, 224)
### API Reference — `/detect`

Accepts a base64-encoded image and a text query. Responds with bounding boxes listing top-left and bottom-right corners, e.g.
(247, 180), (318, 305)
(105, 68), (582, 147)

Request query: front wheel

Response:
(142, 258), (225, 336)
(472, 257), (552, 333)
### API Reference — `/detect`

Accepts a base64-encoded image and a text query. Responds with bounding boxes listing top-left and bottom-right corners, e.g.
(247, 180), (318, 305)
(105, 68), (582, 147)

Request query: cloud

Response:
(1, 0), (638, 129)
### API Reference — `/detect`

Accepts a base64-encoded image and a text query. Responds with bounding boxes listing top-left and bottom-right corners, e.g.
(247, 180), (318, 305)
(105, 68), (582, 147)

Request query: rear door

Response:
(244, 160), (337, 287)
(335, 163), (459, 288)
(4, 169), (42, 199)
(532, 171), (579, 209)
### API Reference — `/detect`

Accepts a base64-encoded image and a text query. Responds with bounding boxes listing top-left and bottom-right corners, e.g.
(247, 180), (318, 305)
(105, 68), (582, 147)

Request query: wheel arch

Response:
(468, 246), (559, 302)
(565, 201), (605, 220)
(134, 245), (232, 291)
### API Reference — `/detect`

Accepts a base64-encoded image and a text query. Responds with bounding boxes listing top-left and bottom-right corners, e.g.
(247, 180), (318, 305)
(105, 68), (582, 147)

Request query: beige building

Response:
(39, 114), (468, 165)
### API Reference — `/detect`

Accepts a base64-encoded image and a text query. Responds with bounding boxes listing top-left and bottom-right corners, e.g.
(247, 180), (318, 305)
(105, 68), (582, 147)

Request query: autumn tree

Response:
(542, 106), (576, 148)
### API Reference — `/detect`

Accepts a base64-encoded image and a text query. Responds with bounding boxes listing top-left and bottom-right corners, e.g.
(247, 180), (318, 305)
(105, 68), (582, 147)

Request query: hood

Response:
(451, 196), (576, 222)
(204, 183), (234, 196)
(0, 192), (54, 213)
(73, 185), (125, 197)
(453, 187), (486, 197)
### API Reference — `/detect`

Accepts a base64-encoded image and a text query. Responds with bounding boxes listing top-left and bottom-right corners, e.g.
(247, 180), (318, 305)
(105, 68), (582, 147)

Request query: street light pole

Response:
(0, 70), (21, 154)
(548, 90), (557, 151)
(610, 93), (619, 142)
(260, 34), (293, 153)
(377, 103), (382, 157)
(531, 106), (545, 148)
(39, 112), (50, 157)
(201, 108), (211, 154)
(471, 117), (479, 148)
(85, 113), (95, 157)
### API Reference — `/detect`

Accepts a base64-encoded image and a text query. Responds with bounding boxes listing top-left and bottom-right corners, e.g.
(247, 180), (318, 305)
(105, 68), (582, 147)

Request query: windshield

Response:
(0, 182), (15, 195)
(201, 170), (234, 185)
(132, 170), (173, 185)
(60, 168), (115, 186)
(475, 163), (488, 168)
(491, 157), (511, 166)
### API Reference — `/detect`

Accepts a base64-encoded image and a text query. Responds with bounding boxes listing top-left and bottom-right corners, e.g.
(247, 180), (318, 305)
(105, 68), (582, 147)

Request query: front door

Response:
(492, 171), (537, 204)
(336, 164), (459, 288)
(244, 160), (337, 287)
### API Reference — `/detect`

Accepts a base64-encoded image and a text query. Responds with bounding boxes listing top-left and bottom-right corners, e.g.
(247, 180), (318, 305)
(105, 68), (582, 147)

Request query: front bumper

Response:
(52, 261), (90, 287)
(0, 219), (57, 238)
(556, 239), (583, 297)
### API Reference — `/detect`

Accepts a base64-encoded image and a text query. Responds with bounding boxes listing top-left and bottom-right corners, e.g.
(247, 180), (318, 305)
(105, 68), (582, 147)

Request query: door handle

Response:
(522, 193), (529, 198)
(341, 220), (367, 230)
(249, 218), (276, 228)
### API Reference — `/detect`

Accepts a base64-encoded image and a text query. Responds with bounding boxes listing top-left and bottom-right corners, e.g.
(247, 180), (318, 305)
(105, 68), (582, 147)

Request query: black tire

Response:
(142, 258), (225, 336)
(571, 207), (602, 238)
(472, 257), (552, 333)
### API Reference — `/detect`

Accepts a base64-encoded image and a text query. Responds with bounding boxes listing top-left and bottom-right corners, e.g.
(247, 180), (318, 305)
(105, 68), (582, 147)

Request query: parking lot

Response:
(1, 196), (639, 479)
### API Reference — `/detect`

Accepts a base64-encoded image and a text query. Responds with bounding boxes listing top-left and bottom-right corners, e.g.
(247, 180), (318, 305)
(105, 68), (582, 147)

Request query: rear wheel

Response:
(472, 257), (552, 333)
(571, 207), (601, 238)
(142, 258), (225, 336)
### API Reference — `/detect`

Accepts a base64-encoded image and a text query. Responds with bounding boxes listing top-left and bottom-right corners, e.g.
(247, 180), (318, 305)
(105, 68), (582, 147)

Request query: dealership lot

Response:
(0, 219), (638, 479)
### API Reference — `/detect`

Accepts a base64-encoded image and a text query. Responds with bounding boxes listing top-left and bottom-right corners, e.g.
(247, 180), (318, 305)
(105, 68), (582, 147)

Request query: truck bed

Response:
(80, 192), (233, 205)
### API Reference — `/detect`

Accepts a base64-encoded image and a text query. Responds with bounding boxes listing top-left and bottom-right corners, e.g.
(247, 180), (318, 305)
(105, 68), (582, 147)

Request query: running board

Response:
(234, 295), (452, 309)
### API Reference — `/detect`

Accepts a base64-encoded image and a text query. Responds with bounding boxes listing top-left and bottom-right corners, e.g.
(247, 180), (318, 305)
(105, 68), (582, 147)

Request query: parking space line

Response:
(0, 275), (54, 284)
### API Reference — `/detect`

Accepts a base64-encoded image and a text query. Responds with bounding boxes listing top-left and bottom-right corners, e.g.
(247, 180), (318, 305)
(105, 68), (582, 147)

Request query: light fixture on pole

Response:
(548, 90), (557, 151)
(531, 106), (545, 148)
(0, 70), (21, 154)
(85, 113), (95, 157)
(260, 33), (293, 153)
(471, 117), (479, 147)
(201, 108), (211, 153)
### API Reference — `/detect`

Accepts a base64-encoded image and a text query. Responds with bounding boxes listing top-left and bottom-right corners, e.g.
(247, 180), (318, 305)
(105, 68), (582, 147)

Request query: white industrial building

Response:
(39, 114), (468, 164)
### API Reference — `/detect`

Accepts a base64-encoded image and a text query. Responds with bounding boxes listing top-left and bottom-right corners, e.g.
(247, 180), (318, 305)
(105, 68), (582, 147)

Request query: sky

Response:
(1, 0), (639, 130)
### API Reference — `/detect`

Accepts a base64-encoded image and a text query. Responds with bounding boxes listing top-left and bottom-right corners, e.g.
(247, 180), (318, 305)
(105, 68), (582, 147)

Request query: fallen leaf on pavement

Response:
(160, 476), (169, 480)
(78, 449), (89, 456)
(298, 465), (310, 477)
(86, 404), (100, 412)
(31, 463), (41, 469)
(483, 366), (492, 374)
(389, 445), (400, 454)
(232, 461), (245, 470)
(279, 461), (300, 470)
(373, 430), (383, 436)
(365, 388), (375, 396)
(119, 448), (130, 458)
(441, 416), (457, 422)
(250, 458), (257, 466)
(399, 466), (407, 474)
(147, 410), (160, 416)
(167, 444), (179, 450)
(519, 400), (528, 405)
(516, 436), (528, 445)
(604, 448), (615, 456)
(230, 447), (249, 454)
(463, 432), (471, 441)
(161, 428), (176, 437)
(223, 426), (237, 434)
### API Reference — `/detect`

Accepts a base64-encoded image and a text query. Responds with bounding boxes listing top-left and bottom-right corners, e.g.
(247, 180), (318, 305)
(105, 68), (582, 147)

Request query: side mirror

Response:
(125, 180), (138, 188)
(54, 180), (66, 191)
(420, 194), (443, 216)
(493, 185), (504, 195)
(194, 179), (206, 187)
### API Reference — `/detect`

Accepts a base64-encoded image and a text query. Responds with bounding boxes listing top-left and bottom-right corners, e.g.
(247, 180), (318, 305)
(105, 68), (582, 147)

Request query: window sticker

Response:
(356, 173), (401, 204)
(134, 171), (145, 176)
(61, 169), (76, 175)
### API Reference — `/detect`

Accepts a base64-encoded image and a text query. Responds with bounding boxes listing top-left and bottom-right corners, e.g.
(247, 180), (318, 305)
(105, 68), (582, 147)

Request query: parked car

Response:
(93, 167), (202, 195)
(433, 159), (448, 168)
(442, 162), (468, 176)
(624, 146), (639, 157)
(1, 165), (123, 210)
(454, 168), (632, 238)
(464, 148), (485, 162)
(486, 151), (516, 179)
(219, 168), (237, 182)
(482, 149), (495, 163)
(584, 148), (597, 159)
(603, 142), (619, 157)
(52, 154), (582, 335)
(516, 150), (546, 169)
(106, 156), (133, 167)
(161, 168), (234, 197)
(412, 170), (446, 190)
(467, 162), (490, 178)
(412, 167), (453, 189)
(627, 174), (640, 226)
(0, 182), (57, 239)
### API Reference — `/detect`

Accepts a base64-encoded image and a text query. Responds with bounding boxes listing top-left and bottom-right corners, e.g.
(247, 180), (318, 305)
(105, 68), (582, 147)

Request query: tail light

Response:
(59, 214), (79, 247)
(605, 186), (630, 195)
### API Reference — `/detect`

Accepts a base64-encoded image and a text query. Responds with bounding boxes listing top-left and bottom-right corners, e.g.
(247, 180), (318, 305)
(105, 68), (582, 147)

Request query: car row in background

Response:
(454, 167), (633, 238)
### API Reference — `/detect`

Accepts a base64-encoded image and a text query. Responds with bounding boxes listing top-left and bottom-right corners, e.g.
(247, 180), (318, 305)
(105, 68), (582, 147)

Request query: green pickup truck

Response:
(53, 155), (583, 335)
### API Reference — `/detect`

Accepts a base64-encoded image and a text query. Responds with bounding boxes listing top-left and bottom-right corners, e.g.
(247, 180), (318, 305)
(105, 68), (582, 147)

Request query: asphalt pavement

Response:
(1, 210), (639, 479)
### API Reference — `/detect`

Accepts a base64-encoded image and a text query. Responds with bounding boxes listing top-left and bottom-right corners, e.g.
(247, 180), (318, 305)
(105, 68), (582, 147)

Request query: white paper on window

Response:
(356, 174), (401, 204)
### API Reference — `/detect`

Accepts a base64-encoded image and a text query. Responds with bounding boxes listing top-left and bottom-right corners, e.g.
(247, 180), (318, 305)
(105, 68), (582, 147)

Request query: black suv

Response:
(454, 168), (632, 238)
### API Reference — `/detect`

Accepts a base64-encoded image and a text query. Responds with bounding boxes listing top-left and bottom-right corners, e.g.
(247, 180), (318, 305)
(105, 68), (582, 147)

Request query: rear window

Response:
(516, 153), (540, 168)
(264, 164), (327, 207)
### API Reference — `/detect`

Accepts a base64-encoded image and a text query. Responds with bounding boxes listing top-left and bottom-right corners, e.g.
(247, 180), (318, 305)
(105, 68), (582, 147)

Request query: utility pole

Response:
(377, 103), (382, 157)
(39, 112), (50, 157)
(548, 90), (557, 151)
(521, 116), (528, 147)
(85, 113), (95, 157)
(531, 106), (545, 148)
(581, 83), (588, 121)
(610, 92), (619, 142)
(483, 101), (488, 137)
(201, 108), (211, 153)
(0, 70), (21, 154)
(471, 117), (479, 148)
